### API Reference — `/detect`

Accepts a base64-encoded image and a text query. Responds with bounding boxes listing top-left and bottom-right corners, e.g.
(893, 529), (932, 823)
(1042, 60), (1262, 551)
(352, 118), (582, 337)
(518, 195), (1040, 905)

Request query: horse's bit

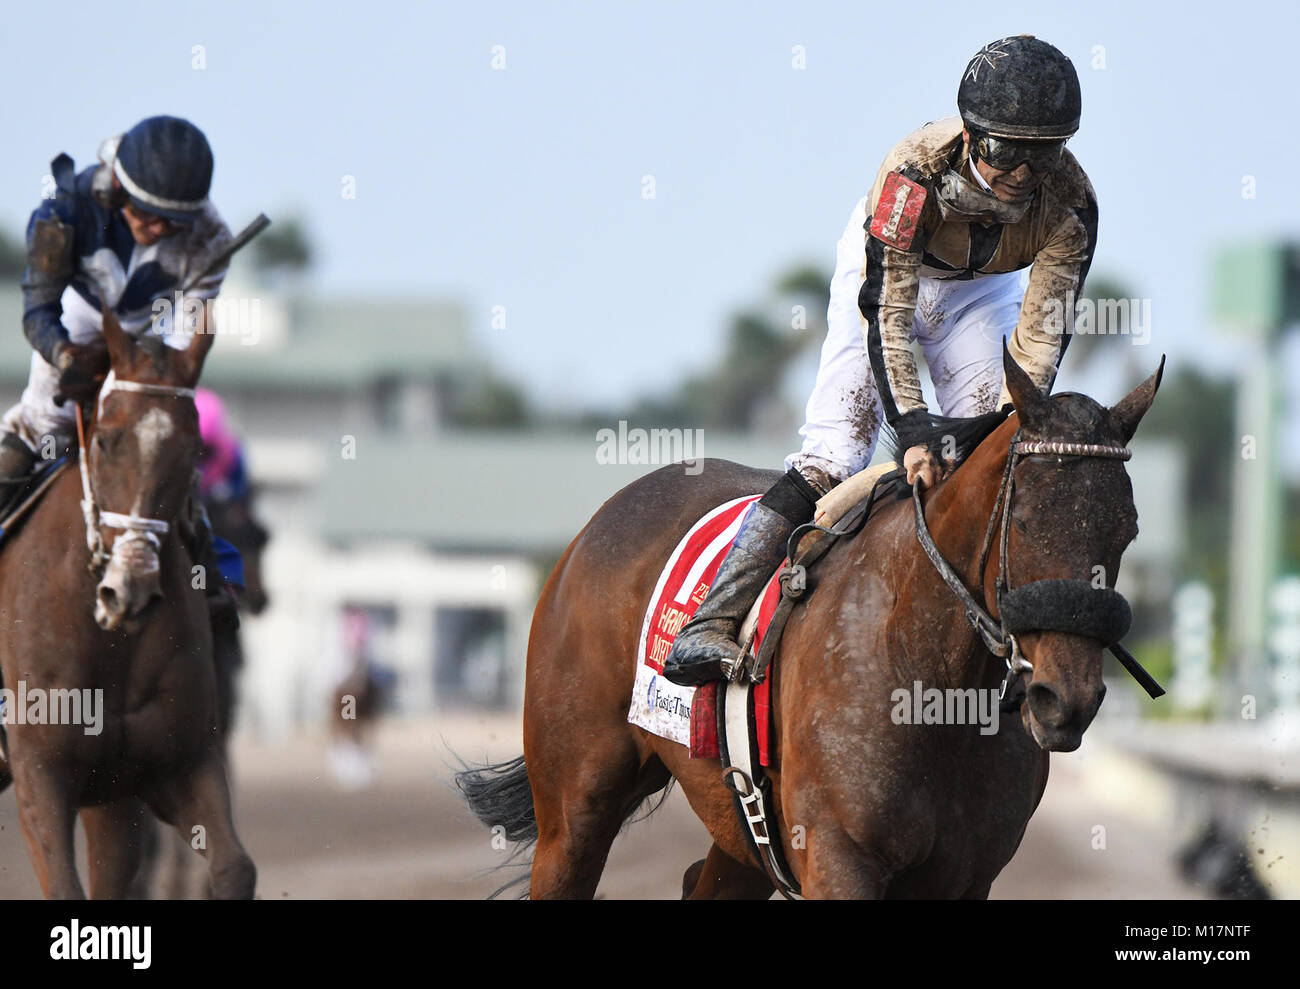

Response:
(76, 369), (196, 572)
(913, 430), (1164, 708)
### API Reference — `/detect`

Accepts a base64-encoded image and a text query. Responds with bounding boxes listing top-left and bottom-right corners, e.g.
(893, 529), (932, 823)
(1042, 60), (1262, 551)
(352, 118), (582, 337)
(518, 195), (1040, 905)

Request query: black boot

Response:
(0, 433), (36, 515)
(662, 469), (820, 686)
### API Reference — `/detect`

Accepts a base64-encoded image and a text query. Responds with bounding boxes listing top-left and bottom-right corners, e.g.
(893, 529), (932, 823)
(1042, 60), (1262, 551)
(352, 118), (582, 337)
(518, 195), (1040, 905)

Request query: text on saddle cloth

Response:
(627, 494), (779, 764)
(626, 462), (903, 765)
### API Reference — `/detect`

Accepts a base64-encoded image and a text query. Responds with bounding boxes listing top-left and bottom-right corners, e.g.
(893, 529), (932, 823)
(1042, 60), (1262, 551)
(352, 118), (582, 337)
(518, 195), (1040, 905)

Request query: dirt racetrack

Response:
(0, 710), (1206, 899)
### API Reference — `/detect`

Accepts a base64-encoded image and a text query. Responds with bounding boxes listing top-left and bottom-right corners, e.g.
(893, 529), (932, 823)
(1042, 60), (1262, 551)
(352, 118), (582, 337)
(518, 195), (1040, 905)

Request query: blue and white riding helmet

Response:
(102, 115), (214, 224)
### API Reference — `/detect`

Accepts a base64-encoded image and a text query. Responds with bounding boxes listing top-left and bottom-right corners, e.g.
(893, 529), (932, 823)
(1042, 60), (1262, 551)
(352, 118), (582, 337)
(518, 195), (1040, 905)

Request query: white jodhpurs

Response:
(786, 195), (1024, 485)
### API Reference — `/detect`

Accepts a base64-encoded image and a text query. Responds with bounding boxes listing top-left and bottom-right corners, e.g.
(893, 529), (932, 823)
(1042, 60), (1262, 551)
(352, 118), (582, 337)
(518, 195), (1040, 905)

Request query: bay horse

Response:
(458, 350), (1162, 898)
(0, 306), (256, 899)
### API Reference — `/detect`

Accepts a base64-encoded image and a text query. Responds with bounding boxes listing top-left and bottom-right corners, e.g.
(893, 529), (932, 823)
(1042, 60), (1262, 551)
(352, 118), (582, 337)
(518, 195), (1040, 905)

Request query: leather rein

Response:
(913, 430), (1164, 707)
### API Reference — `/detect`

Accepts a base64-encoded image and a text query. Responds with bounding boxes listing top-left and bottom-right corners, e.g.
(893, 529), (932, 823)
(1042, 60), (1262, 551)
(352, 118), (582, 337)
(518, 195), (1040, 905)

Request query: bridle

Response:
(913, 429), (1163, 708)
(75, 369), (196, 572)
(710, 426), (1161, 902)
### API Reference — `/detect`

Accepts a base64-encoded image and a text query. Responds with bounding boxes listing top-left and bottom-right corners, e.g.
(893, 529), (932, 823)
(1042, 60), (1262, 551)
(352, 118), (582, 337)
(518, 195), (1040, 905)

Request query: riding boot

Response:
(0, 432), (37, 513)
(662, 468), (821, 686)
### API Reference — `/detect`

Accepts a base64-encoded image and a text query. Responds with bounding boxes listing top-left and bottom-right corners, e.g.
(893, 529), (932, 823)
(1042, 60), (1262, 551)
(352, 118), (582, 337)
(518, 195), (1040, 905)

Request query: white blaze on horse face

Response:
(131, 407), (175, 514)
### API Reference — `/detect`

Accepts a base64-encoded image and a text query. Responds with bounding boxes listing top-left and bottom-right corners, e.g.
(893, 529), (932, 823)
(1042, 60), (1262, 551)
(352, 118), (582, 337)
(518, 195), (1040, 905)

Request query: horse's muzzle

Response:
(94, 538), (163, 630)
(1023, 677), (1106, 752)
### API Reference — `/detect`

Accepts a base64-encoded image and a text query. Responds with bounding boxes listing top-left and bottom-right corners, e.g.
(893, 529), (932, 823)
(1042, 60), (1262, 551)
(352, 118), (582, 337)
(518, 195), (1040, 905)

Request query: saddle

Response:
(687, 462), (904, 760)
(0, 457), (71, 549)
(708, 462), (907, 899)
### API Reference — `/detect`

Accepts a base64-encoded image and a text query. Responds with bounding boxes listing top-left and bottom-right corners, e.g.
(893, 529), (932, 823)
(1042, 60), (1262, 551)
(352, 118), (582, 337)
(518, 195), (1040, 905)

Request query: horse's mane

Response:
(881, 406), (1013, 474)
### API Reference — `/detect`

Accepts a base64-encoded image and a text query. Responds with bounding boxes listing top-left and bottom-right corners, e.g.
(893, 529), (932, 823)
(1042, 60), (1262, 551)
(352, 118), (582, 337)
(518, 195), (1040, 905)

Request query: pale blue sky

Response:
(1, 1), (1296, 415)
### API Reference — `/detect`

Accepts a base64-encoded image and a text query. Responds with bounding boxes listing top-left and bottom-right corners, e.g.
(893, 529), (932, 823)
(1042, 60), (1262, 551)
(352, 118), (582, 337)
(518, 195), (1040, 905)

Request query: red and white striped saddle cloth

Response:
(627, 495), (786, 766)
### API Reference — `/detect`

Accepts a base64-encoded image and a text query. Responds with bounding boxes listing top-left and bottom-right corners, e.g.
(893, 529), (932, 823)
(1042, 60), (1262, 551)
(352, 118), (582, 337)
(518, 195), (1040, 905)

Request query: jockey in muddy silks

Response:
(664, 36), (1097, 686)
(0, 115), (232, 502)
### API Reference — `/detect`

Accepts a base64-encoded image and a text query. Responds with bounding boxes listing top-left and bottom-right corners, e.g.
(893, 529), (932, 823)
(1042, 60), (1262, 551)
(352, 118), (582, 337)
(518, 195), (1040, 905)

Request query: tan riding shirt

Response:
(858, 116), (1098, 429)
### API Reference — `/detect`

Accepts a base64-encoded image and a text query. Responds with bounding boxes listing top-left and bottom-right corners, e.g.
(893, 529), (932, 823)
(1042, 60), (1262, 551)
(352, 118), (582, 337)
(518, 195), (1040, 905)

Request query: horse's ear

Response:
(1109, 355), (1165, 444)
(175, 300), (217, 386)
(1002, 340), (1049, 433)
(100, 301), (133, 367)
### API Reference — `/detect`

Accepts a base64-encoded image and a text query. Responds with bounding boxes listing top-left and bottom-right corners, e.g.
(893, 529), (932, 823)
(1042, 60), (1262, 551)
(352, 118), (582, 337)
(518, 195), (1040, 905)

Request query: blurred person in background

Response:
(327, 605), (392, 788)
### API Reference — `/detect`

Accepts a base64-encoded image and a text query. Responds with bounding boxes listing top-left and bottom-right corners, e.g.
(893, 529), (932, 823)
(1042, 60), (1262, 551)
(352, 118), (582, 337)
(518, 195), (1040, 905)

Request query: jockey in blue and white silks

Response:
(0, 115), (232, 489)
(0, 115), (245, 637)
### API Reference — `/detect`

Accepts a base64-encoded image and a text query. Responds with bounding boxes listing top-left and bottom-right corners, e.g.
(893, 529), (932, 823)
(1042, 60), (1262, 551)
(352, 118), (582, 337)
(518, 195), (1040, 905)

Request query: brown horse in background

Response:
(134, 488), (271, 898)
(459, 351), (1162, 898)
(0, 308), (255, 899)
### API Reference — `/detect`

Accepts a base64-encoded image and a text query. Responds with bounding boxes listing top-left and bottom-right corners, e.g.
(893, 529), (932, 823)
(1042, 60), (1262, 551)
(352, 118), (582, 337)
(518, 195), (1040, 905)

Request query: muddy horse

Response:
(0, 307), (255, 899)
(459, 351), (1162, 898)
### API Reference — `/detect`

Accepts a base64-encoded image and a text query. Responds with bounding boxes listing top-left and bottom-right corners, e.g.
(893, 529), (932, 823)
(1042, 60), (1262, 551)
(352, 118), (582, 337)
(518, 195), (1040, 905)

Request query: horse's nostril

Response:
(1027, 682), (1067, 729)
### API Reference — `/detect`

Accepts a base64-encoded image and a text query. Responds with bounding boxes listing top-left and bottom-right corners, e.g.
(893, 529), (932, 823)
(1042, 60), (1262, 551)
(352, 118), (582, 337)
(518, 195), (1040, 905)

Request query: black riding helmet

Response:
(958, 36), (1080, 173)
(109, 116), (214, 223)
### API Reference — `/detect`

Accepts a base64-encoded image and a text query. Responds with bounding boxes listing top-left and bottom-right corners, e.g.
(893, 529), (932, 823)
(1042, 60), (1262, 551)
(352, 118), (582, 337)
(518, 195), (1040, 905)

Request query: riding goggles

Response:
(972, 132), (1067, 174)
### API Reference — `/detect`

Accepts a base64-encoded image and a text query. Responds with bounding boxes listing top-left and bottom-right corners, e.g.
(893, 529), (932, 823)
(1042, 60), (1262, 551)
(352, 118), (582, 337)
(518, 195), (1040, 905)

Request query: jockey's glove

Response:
(53, 340), (109, 404)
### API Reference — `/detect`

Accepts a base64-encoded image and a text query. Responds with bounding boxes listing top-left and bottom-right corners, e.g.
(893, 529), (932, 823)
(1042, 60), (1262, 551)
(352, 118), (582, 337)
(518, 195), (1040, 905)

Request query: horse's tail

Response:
(453, 755), (537, 898)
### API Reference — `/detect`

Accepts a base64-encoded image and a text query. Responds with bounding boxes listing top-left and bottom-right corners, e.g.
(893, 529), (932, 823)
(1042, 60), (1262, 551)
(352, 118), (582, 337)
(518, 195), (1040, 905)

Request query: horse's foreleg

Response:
(12, 761), (84, 899)
(682, 842), (774, 900)
(798, 826), (892, 899)
(145, 752), (255, 900)
(81, 798), (149, 899)
(127, 812), (163, 899)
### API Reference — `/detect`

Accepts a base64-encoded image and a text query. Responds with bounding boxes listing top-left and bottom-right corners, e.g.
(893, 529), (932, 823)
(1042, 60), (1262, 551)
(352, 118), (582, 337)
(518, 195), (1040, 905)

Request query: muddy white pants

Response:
(786, 196), (1024, 484)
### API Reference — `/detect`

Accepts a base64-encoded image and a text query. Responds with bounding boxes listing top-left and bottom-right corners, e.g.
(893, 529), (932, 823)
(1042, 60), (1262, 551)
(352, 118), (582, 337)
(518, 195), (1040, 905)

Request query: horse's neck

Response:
(923, 417), (1017, 601)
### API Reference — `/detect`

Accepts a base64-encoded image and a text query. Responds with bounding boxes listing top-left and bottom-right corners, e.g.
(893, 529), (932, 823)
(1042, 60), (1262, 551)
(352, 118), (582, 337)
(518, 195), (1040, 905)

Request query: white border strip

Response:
(673, 507), (751, 605)
(634, 495), (760, 668)
(114, 159), (207, 214)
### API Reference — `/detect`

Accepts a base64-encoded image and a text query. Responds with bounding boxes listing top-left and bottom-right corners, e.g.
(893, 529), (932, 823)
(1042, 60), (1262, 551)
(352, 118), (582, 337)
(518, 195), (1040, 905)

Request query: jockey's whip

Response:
(182, 213), (272, 292)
